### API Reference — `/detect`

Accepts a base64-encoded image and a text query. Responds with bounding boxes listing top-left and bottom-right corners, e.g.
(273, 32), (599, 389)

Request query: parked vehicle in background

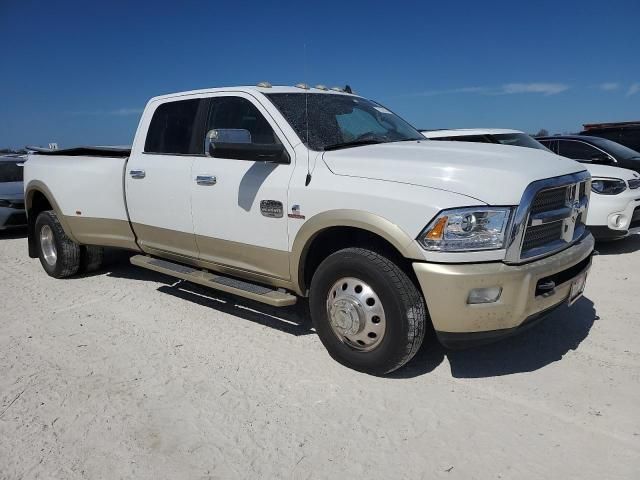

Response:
(536, 135), (640, 174)
(422, 128), (544, 149)
(580, 121), (640, 152)
(0, 155), (27, 230)
(422, 129), (640, 241)
(24, 85), (594, 374)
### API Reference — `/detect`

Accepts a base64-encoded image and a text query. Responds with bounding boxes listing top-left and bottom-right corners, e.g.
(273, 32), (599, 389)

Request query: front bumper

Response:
(412, 233), (594, 348)
(587, 192), (640, 239)
(0, 206), (27, 230)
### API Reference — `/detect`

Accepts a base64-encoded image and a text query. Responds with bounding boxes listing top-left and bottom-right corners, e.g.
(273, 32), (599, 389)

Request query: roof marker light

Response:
(295, 83), (310, 90)
(257, 82), (272, 88)
(315, 84), (328, 90)
(330, 87), (344, 92)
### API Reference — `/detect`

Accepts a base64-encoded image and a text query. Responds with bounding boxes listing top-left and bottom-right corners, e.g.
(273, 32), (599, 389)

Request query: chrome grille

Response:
(505, 171), (591, 264)
(530, 187), (567, 214)
(522, 221), (563, 251)
(521, 180), (589, 259)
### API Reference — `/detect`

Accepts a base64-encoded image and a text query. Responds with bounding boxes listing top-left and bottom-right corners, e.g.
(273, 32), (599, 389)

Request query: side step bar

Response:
(130, 255), (297, 307)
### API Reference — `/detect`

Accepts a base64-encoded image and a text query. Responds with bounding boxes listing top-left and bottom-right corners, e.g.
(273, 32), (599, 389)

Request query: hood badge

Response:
(288, 204), (306, 220)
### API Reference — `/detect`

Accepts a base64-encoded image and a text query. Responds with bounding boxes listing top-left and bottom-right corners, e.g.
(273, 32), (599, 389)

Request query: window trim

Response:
(556, 138), (617, 163)
(143, 97), (207, 156)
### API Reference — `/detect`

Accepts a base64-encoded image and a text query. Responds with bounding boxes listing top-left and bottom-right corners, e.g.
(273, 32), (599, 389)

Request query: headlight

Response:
(418, 207), (513, 252)
(591, 178), (626, 195)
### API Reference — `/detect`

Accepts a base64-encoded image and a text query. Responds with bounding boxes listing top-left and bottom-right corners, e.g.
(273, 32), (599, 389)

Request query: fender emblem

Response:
(260, 200), (283, 218)
(288, 204), (305, 220)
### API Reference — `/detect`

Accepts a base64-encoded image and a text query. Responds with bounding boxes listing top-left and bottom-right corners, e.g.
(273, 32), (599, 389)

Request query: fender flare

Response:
(25, 180), (79, 244)
(289, 209), (423, 294)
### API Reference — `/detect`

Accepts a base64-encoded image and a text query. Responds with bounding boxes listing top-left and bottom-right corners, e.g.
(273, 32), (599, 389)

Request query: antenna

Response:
(303, 43), (312, 186)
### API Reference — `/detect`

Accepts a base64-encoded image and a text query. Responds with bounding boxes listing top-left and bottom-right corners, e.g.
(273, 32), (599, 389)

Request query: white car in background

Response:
(422, 129), (640, 241)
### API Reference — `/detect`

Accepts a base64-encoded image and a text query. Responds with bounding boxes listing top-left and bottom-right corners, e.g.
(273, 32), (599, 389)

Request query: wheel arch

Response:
(25, 181), (78, 257)
(290, 210), (424, 295)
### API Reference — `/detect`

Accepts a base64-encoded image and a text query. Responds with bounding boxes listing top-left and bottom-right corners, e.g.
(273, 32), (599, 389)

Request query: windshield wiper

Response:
(323, 139), (387, 151)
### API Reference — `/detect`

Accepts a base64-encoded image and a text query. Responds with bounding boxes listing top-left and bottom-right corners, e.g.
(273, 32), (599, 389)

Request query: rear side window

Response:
(557, 140), (600, 160)
(144, 99), (202, 154)
(539, 139), (556, 153)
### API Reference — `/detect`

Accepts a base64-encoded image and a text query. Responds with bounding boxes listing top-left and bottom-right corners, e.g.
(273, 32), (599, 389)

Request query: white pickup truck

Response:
(24, 85), (594, 374)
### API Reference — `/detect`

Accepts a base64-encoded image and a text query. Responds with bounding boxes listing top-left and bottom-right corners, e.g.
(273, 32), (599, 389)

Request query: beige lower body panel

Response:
(413, 234), (595, 334)
(65, 216), (138, 250)
(131, 223), (294, 291)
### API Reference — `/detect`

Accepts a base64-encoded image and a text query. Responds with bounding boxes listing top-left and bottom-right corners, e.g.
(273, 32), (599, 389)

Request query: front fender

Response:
(289, 209), (424, 295)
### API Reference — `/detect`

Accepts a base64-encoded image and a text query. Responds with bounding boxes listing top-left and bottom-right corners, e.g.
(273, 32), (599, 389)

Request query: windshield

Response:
(588, 137), (640, 159)
(489, 133), (551, 152)
(0, 159), (24, 183)
(266, 93), (424, 151)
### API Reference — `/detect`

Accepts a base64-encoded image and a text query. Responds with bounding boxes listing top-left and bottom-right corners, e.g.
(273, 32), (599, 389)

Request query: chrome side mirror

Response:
(205, 129), (251, 156)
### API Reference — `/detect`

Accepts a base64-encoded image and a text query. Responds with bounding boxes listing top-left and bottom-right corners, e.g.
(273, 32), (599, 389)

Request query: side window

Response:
(144, 99), (203, 155)
(539, 139), (556, 153)
(557, 140), (600, 160)
(207, 97), (278, 145)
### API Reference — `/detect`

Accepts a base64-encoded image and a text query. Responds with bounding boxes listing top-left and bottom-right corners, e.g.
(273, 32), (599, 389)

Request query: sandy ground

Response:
(0, 230), (639, 480)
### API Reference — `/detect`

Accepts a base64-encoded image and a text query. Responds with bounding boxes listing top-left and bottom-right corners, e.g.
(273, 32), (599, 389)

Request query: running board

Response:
(130, 255), (297, 307)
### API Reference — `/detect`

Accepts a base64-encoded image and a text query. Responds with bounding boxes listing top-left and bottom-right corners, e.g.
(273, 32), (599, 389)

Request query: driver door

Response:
(190, 93), (295, 280)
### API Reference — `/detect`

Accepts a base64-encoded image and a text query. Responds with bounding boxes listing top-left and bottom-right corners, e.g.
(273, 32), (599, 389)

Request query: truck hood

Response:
(322, 140), (587, 204)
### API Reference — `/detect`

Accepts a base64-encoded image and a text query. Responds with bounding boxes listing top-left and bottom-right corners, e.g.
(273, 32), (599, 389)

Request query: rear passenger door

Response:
(190, 93), (295, 280)
(126, 97), (208, 258)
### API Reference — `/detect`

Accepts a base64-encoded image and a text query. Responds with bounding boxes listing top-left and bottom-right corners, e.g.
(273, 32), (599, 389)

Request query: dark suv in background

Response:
(0, 156), (27, 231)
(536, 135), (640, 174)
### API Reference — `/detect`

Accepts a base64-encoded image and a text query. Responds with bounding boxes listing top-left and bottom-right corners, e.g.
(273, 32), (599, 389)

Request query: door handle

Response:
(129, 169), (146, 179)
(196, 175), (217, 186)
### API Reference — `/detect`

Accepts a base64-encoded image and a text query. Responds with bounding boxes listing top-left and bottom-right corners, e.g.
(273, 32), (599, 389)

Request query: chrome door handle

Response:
(129, 169), (146, 179)
(196, 175), (217, 186)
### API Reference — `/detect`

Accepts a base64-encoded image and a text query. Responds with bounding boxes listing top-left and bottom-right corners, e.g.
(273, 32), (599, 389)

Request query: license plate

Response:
(568, 271), (588, 305)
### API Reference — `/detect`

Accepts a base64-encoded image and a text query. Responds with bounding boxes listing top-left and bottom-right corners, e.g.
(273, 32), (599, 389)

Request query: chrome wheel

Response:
(326, 277), (386, 351)
(40, 224), (57, 266)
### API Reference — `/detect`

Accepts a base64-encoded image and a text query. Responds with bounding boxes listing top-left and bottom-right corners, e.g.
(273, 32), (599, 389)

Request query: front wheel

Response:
(309, 248), (427, 375)
(35, 211), (81, 278)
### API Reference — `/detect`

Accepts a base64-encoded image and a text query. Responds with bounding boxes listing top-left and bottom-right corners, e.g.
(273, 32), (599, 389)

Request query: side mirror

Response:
(205, 129), (289, 163)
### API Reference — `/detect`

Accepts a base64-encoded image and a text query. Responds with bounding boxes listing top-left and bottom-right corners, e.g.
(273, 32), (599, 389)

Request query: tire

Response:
(35, 210), (81, 278)
(81, 245), (104, 273)
(309, 248), (427, 375)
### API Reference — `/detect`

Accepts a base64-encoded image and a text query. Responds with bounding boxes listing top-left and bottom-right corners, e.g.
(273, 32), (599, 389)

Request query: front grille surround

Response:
(504, 171), (591, 264)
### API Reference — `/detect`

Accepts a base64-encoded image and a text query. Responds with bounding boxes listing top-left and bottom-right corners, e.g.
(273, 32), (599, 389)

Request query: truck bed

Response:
(24, 150), (137, 249)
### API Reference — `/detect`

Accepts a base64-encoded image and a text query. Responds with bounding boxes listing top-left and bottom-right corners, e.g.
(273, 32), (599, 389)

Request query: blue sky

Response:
(1, 0), (639, 148)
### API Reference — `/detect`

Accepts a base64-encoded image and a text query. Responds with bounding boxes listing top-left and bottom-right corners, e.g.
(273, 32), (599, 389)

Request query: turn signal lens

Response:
(425, 216), (448, 240)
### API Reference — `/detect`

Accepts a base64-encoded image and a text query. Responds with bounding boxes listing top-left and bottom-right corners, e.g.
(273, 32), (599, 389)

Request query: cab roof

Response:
(148, 85), (356, 104)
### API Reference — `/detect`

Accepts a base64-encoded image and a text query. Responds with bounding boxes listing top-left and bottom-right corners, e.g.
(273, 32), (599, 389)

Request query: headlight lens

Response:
(418, 207), (512, 252)
(591, 178), (626, 195)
